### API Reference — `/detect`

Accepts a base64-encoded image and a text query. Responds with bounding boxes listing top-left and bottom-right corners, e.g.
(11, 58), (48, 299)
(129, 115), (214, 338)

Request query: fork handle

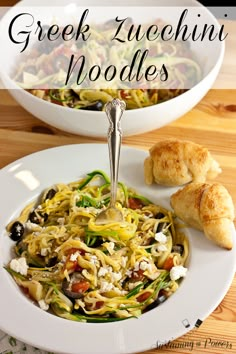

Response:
(105, 99), (126, 208)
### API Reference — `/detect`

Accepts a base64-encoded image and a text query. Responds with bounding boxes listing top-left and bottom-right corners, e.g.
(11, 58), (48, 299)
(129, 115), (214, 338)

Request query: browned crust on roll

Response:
(170, 182), (235, 250)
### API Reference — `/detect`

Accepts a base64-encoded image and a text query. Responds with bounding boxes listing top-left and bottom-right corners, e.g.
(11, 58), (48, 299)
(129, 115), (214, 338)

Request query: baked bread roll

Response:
(170, 182), (235, 249)
(144, 139), (221, 186)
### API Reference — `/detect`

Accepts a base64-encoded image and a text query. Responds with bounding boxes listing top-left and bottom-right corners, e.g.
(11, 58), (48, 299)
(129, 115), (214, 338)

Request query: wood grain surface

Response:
(0, 2), (236, 353)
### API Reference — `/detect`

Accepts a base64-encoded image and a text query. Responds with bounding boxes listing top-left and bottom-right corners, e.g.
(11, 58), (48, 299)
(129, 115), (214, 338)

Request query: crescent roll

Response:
(144, 139), (221, 186)
(170, 183), (235, 249)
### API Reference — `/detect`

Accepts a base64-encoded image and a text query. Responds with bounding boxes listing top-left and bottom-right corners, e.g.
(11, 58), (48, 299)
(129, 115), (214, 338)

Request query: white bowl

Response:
(1, 0), (224, 137)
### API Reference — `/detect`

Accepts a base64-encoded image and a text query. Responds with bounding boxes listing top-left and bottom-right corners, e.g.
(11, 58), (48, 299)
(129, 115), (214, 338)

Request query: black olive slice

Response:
(156, 222), (168, 233)
(155, 212), (165, 219)
(45, 189), (57, 201)
(46, 256), (58, 267)
(28, 210), (48, 225)
(144, 294), (167, 312)
(28, 210), (40, 224)
(62, 273), (87, 299)
(9, 221), (24, 241)
(80, 101), (103, 111)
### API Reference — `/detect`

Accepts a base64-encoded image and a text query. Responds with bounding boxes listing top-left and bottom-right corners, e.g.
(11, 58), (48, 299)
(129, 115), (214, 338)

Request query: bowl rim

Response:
(0, 0), (225, 115)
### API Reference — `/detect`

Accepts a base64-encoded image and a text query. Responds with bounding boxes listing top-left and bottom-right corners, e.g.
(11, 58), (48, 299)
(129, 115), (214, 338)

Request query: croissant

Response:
(170, 182), (235, 250)
(144, 139), (221, 186)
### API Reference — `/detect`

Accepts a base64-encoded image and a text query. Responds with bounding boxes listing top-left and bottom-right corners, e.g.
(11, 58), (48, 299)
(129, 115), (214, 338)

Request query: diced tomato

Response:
(63, 248), (84, 272)
(131, 269), (145, 281)
(163, 256), (174, 271)
(120, 90), (129, 99)
(64, 259), (77, 272)
(136, 291), (151, 303)
(95, 301), (104, 309)
(71, 280), (90, 293)
(128, 197), (144, 210)
(64, 260), (83, 272)
(20, 286), (29, 296)
(65, 248), (85, 256)
(50, 99), (63, 106)
(159, 289), (169, 297)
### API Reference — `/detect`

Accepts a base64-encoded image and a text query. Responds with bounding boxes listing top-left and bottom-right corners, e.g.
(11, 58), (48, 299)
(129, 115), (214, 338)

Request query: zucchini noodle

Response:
(5, 170), (189, 323)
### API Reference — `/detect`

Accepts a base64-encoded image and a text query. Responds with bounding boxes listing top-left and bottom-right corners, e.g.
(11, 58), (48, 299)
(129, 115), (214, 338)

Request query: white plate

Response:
(0, 143), (235, 354)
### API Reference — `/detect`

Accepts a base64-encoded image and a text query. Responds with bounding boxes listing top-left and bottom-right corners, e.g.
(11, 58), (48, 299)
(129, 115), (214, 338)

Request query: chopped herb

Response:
(85, 229), (120, 241)
(49, 89), (73, 102)
(84, 234), (101, 247)
(76, 195), (99, 208)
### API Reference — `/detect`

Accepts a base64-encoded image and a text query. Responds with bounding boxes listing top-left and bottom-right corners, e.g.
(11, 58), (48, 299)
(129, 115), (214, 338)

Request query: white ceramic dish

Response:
(0, 0), (225, 137)
(0, 143), (235, 354)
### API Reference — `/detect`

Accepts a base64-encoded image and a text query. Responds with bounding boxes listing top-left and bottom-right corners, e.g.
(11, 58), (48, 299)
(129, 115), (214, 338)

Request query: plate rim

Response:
(0, 143), (235, 354)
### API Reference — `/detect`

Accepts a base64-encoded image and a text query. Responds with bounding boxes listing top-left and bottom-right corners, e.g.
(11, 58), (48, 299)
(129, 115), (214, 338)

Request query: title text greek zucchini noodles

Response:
(6, 170), (188, 322)
(13, 18), (201, 110)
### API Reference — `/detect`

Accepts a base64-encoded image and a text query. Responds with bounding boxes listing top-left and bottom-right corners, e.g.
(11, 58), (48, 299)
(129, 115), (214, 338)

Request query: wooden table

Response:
(0, 2), (236, 351)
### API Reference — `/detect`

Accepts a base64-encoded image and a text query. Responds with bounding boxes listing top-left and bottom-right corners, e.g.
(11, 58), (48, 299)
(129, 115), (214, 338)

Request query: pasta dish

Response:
(5, 170), (188, 322)
(13, 18), (202, 111)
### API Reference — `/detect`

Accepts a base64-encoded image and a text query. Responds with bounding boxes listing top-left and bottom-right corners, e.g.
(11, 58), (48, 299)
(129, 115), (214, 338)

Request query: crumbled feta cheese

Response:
(70, 251), (80, 261)
(104, 241), (115, 255)
(139, 261), (150, 271)
(128, 281), (142, 290)
(154, 232), (167, 243)
(113, 287), (127, 295)
(143, 215), (151, 220)
(38, 299), (49, 311)
(157, 244), (168, 252)
(57, 217), (65, 225)
(134, 261), (140, 272)
(15, 224), (21, 233)
(121, 256), (128, 268)
(143, 263), (160, 280)
(90, 255), (98, 265)
(100, 280), (113, 292)
(107, 266), (113, 273)
(110, 272), (122, 282)
(109, 242), (115, 250)
(40, 247), (51, 256)
(170, 265), (188, 281)
(125, 269), (132, 278)
(10, 257), (28, 276)
(25, 221), (41, 232)
(121, 290), (128, 295)
(98, 266), (108, 277)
